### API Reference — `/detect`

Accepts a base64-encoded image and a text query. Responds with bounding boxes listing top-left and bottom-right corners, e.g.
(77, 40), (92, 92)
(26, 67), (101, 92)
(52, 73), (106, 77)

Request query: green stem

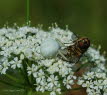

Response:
(26, 88), (34, 95)
(26, 0), (30, 25)
(22, 61), (30, 87)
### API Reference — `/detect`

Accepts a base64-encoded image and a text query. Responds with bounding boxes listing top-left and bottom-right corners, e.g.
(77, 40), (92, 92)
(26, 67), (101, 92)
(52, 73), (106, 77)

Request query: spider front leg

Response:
(55, 38), (66, 47)
(58, 50), (69, 62)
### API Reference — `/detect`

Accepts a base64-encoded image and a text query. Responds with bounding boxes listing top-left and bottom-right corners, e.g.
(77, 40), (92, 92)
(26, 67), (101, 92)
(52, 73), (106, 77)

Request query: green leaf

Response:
(0, 79), (23, 88)
(5, 74), (23, 84)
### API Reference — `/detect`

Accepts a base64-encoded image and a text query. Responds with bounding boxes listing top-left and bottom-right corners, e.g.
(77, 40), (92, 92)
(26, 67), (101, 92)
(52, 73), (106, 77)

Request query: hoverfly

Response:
(57, 37), (90, 63)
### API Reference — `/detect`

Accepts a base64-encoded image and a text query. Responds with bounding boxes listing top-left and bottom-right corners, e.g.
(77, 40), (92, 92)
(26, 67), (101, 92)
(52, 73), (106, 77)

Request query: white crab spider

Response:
(40, 38), (71, 61)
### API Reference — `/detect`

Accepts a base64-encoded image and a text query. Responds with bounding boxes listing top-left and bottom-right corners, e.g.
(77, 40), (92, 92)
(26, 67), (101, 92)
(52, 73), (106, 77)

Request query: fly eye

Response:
(78, 40), (83, 46)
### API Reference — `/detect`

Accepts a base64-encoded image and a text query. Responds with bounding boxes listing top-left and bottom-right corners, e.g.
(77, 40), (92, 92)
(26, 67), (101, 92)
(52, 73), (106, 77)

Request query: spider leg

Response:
(73, 32), (79, 39)
(58, 50), (69, 61)
(55, 38), (65, 47)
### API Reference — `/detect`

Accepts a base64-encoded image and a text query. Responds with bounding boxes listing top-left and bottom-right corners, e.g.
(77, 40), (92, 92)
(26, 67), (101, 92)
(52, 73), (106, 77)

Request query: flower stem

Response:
(26, 0), (30, 25)
(22, 61), (30, 86)
(26, 88), (34, 95)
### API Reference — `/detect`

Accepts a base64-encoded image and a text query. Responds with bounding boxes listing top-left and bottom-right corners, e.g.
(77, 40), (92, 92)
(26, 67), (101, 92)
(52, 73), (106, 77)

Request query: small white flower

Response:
(50, 91), (56, 95)
(47, 64), (59, 74)
(10, 57), (22, 69)
(20, 54), (24, 60)
(27, 64), (38, 77)
(36, 69), (45, 84)
(93, 80), (103, 90)
(95, 72), (106, 79)
(103, 87), (107, 95)
(0, 60), (10, 74)
(82, 81), (92, 88)
(103, 79), (107, 85)
(1, 67), (8, 74)
(63, 75), (74, 89)
(84, 72), (94, 80)
(36, 81), (47, 92)
(77, 79), (84, 85)
(50, 84), (61, 95)
(47, 75), (58, 88)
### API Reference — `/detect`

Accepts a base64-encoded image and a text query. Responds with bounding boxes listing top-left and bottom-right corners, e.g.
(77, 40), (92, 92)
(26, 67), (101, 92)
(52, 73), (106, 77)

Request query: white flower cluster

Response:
(78, 71), (107, 95)
(0, 26), (76, 95)
(87, 47), (106, 64)
(80, 46), (106, 72)
(27, 59), (76, 95)
(78, 42), (107, 95)
(0, 25), (106, 95)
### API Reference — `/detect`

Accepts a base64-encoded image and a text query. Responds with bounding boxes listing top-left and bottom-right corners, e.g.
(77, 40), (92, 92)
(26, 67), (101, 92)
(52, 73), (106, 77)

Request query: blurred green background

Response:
(0, 0), (107, 51)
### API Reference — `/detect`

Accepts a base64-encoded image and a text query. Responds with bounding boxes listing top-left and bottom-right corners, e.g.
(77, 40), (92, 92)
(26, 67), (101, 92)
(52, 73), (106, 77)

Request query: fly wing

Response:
(67, 55), (80, 63)
(58, 48), (80, 63)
